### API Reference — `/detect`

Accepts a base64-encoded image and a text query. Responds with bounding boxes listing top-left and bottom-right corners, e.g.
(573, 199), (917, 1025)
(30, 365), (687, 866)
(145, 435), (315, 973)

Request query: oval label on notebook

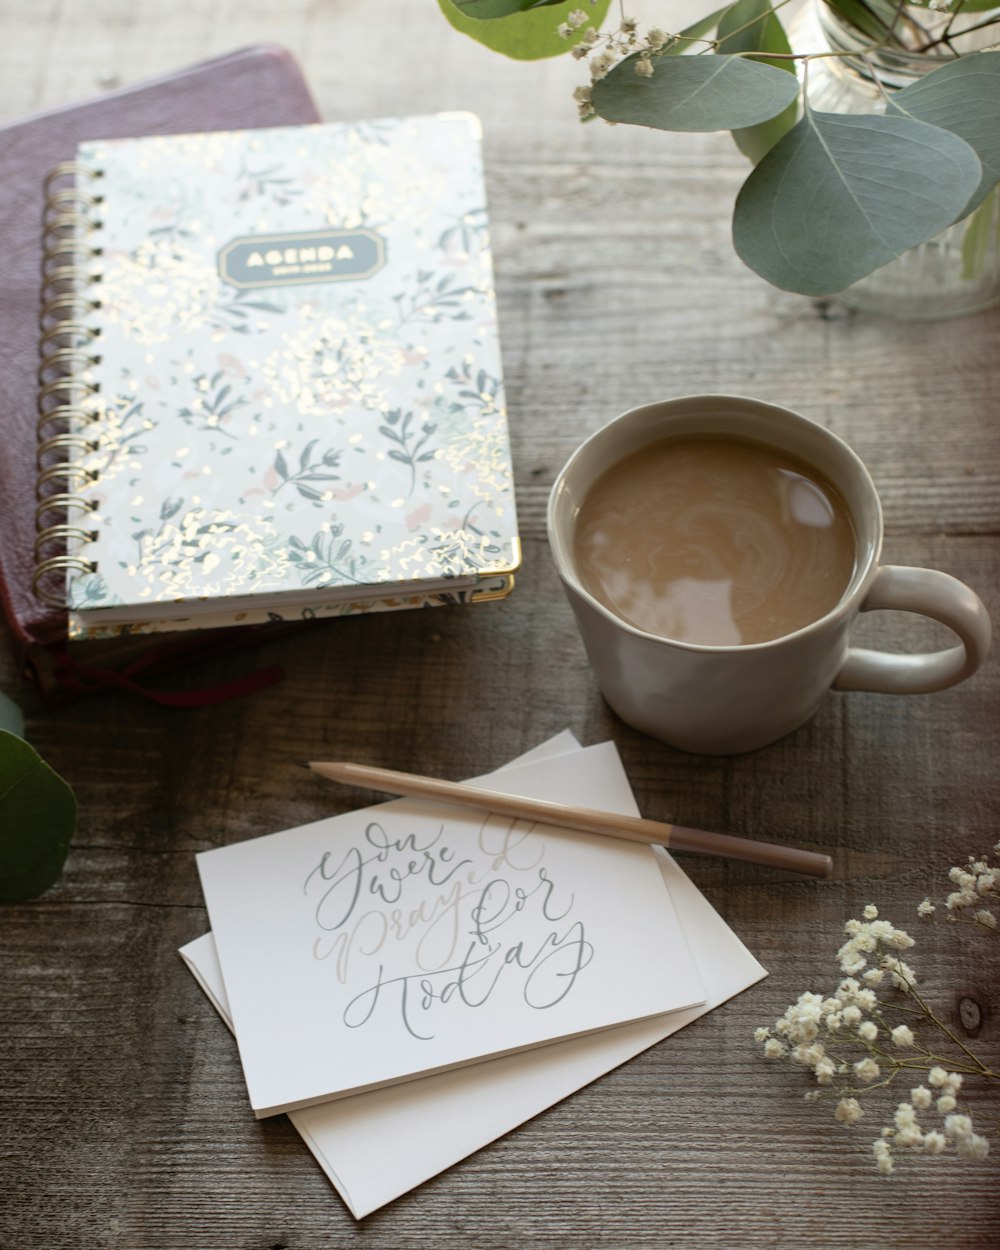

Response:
(218, 227), (386, 289)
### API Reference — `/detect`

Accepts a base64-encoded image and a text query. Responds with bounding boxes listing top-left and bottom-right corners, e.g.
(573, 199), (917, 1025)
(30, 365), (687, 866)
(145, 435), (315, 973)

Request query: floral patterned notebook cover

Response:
(65, 114), (518, 638)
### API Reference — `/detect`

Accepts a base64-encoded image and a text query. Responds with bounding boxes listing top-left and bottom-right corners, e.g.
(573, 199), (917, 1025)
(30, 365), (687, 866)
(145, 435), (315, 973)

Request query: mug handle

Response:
(835, 565), (992, 694)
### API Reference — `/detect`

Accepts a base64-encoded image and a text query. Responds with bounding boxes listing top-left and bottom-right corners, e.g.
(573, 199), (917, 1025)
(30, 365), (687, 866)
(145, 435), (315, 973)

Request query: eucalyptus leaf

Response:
(0, 731), (76, 902)
(439, 0), (612, 59)
(887, 51), (1000, 216)
(733, 108), (982, 294)
(592, 53), (800, 132)
(716, 0), (799, 162)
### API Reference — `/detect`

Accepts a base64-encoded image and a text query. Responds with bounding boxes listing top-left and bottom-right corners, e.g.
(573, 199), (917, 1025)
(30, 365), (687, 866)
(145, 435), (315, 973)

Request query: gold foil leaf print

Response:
(135, 509), (292, 600)
(261, 313), (408, 416)
(98, 245), (223, 346)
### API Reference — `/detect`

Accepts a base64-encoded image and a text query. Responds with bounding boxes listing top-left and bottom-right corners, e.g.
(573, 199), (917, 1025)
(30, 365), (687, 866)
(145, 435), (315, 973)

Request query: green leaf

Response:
(716, 0), (799, 162)
(438, 0), (612, 59)
(453, 0), (545, 16)
(592, 53), (800, 132)
(887, 51), (1000, 217)
(732, 108), (983, 294)
(0, 731), (76, 901)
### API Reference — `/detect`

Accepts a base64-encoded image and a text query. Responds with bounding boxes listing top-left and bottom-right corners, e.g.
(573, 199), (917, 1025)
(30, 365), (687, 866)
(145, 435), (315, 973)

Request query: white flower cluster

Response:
(836, 905), (917, 987)
(557, 10), (683, 113)
(755, 902), (996, 1175)
(917, 842), (1000, 933)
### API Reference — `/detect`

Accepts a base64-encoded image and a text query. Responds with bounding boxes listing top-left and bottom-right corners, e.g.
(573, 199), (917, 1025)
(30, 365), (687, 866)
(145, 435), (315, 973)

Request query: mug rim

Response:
(546, 393), (885, 655)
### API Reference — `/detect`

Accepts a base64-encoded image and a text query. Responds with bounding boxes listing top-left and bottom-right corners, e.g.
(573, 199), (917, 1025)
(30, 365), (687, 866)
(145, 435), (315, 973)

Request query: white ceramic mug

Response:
(547, 395), (992, 754)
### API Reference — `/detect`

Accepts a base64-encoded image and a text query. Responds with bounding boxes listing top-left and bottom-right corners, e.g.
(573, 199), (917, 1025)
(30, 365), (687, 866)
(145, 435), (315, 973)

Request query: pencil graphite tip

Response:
(291, 757), (312, 770)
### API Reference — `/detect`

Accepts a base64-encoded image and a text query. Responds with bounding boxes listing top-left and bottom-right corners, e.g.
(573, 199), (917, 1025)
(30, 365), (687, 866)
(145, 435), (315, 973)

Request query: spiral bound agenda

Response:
(33, 158), (105, 607)
(28, 117), (519, 642)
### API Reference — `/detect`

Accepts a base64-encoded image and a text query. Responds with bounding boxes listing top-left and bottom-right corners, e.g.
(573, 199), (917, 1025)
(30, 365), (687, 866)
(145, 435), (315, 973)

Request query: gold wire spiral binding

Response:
(35, 524), (101, 556)
(40, 290), (102, 318)
(35, 158), (105, 608)
(36, 462), (99, 489)
(37, 432), (99, 465)
(37, 406), (99, 444)
(32, 555), (99, 606)
(38, 347), (102, 383)
(39, 326), (100, 360)
(35, 494), (99, 527)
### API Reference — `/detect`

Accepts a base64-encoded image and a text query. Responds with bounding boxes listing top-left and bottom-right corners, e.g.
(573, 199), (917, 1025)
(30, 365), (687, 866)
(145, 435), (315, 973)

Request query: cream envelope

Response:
(181, 734), (766, 1217)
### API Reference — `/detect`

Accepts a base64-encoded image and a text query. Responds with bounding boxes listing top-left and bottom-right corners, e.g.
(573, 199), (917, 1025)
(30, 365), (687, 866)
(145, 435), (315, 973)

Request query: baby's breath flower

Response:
(944, 1113), (973, 1140)
(756, 877), (997, 1176)
(894, 1102), (917, 1128)
(646, 27), (668, 50)
(815, 1058), (836, 1084)
(882, 956), (916, 988)
(573, 84), (595, 118)
(895, 1123), (924, 1149)
(854, 1058), (881, 1083)
(634, 55), (654, 77)
(835, 1097), (863, 1125)
(923, 1130), (947, 1154)
(590, 51), (615, 80)
(557, 22), (574, 39)
(567, 9), (589, 28)
(957, 1133), (990, 1160)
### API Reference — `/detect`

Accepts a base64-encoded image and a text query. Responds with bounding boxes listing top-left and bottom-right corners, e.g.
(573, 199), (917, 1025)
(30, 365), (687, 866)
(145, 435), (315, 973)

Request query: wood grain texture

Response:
(1, 1), (997, 1246)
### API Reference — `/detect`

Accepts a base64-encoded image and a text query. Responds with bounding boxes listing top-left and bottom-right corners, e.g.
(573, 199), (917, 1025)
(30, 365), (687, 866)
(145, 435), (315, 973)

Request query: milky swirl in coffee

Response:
(572, 436), (857, 645)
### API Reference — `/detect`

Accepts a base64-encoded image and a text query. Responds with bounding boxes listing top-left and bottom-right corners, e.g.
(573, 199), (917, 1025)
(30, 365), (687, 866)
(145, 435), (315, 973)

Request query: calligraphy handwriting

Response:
(470, 868), (573, 944)
(342, 918), (593, 1039)
(303, 821), (472, 932)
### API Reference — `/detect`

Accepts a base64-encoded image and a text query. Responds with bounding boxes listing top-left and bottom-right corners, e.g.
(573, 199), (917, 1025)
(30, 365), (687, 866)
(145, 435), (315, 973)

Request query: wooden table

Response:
(2, 2), (997, 1246)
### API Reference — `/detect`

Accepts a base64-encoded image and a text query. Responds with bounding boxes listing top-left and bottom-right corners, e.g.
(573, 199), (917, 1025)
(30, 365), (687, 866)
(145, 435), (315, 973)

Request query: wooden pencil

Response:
(300, 759), (833, 879)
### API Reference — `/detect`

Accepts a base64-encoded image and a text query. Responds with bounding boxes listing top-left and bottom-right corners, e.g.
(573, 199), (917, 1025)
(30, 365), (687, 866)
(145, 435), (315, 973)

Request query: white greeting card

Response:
(196, 742), (705, 1117)
(180, 734), (767, 1217)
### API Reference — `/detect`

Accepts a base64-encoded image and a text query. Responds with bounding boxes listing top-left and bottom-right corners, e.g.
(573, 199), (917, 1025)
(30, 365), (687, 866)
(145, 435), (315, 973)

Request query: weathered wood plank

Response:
(0, 1), (997, 1247)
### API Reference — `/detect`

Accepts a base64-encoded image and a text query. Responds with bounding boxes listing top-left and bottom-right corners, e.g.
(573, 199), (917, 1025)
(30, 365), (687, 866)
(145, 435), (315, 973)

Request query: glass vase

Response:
(796, 1), (1000, 319)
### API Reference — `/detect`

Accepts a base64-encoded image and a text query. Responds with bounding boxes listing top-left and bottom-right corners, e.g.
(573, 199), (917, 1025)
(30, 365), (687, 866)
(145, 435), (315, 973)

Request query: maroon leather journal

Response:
(0, 45), (321, 701)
